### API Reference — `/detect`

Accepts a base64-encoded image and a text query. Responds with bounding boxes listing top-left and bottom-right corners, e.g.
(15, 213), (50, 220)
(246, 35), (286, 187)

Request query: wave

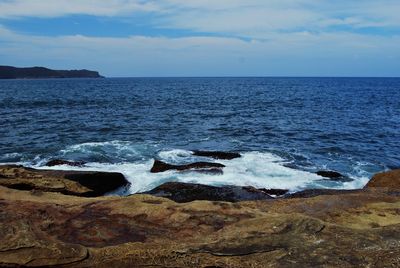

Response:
(26, 144), (369, 194)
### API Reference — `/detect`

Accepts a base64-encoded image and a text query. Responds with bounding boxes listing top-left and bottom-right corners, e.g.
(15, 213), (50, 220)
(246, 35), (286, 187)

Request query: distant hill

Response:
(0, 65), (104, 79)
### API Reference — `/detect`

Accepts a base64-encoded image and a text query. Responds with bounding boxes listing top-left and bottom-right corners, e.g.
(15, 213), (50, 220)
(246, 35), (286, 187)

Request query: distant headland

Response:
(0, 65), (104, 79)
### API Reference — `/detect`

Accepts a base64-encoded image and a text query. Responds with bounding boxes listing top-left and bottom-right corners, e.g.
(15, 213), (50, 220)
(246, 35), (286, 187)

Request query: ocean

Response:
(1, 77), (399, 194)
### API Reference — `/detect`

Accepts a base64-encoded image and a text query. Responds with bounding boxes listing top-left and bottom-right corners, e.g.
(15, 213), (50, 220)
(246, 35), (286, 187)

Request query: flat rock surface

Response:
(0, 165), (129, 197)
(0, 168), (399, 267)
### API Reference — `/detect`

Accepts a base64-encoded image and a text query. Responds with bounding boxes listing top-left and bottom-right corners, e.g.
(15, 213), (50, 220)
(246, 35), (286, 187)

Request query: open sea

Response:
(1, 77), (399, 194)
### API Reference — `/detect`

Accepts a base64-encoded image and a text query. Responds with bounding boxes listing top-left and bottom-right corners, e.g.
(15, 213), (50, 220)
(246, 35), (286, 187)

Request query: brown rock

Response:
(0, 184), (399, 267)
(0, 165), (129, 197)
(365, 169), (400, 189)
(150, 159), (225, 173)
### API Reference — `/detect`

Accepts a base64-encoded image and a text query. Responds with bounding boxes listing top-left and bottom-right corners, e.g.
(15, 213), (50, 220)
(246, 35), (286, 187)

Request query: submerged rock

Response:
(46, 159), (86, 167)
(316, 170), (353, 182)
(192, 150), (241, 160)
(144, 182), (274, 202)
(365, 169), (400, 189)
(150, 159), (225, 173)
(0, 165), (129, 197)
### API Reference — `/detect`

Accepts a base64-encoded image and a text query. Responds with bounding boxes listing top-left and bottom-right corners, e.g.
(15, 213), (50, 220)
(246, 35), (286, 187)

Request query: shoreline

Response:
(1, 164), (399, 267)
(1, 148), (372, 195)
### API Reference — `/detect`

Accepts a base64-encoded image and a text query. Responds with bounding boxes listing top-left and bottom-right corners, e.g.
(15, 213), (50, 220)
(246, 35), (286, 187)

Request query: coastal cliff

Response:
(0, 65), (103, 79)
(0, 165), (399, 267)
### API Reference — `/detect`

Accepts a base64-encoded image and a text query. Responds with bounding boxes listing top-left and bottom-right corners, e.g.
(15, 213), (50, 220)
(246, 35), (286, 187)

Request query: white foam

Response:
(57, 140), (159, 162)
(157, 149), (193, 163)
(36, 151), (329, 194)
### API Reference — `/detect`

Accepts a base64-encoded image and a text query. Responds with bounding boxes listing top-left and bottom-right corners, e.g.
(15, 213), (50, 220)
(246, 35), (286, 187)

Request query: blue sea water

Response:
(0, 77), (399, 193)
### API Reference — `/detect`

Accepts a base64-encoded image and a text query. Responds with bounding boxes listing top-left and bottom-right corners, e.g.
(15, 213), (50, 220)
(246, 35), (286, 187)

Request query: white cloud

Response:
(1, 24), (399, 76)
(1, 0), (400, 38)
(0, 1), (399, 76)
(0, 0), (159, 18)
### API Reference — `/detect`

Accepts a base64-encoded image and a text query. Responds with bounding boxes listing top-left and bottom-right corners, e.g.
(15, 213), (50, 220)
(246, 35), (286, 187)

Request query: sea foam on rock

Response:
(46, 159), (87, 167)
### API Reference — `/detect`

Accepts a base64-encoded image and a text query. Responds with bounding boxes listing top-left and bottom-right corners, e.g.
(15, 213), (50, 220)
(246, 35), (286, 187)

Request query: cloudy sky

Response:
(0, 0), (399, 77)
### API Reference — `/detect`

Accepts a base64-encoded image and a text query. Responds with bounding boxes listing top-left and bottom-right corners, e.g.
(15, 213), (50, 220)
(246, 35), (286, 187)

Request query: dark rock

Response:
(144, 182), (273, 203)
(316, 170), (343, 178)
(316, 170), (353, 182)
(286, 189), (363, 199)
(63, 172), (129, 197)
(0, 165), (129, 197)
(192, 150), (241, 160)
(0, 65), (104, 79)
(150, 160), (225, 173)
(46, 159), (86, 167)
(365, 169), (400, 189)
(256, 188), (289, 196)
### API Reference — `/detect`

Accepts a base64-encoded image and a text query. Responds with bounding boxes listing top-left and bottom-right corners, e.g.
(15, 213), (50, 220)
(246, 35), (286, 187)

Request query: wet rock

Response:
(365, 169), (400, 189)
(192, 150), (241, 160)
(256, 188), (289, 196)
(150, 160), (225, 173)
(316, 170), (353, 182)
(0, 165), (129, 197)
(317, 170), (343, 178)
(46, 159), (86, 167)
(144, 182), (273, 202)
(286, 189), (363, 198)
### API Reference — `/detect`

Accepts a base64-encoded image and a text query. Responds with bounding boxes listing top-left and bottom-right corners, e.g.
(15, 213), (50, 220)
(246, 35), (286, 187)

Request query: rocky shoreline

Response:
(0, 164), (399, 267)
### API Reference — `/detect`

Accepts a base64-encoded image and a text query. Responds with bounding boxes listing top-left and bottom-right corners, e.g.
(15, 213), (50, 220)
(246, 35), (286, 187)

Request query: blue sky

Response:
(0, 0), (399, 77)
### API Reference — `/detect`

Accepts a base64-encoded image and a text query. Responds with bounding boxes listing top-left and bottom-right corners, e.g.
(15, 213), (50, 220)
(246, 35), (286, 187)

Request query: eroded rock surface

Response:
(0, 165), (129, 197)
(365, 169), (400, 189)
(0, 184), (399, 267)
(0, 168), (399, 267)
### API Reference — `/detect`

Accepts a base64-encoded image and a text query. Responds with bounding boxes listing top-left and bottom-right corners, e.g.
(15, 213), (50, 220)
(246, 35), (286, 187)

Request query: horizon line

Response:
(103, 76), (400, 79)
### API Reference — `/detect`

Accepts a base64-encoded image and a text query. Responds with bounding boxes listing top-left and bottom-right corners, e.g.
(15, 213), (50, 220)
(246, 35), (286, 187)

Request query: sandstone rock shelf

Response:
(0, 165), (399, 267)
(0, 165), (129, 197)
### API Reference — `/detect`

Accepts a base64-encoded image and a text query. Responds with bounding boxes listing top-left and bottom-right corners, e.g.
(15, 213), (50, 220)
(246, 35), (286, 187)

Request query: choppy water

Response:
(1, 77), (399, 193)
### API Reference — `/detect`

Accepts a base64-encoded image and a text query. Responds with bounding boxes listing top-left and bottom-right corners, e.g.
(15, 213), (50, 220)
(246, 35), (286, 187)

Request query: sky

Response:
(0, 0), (399, 77)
